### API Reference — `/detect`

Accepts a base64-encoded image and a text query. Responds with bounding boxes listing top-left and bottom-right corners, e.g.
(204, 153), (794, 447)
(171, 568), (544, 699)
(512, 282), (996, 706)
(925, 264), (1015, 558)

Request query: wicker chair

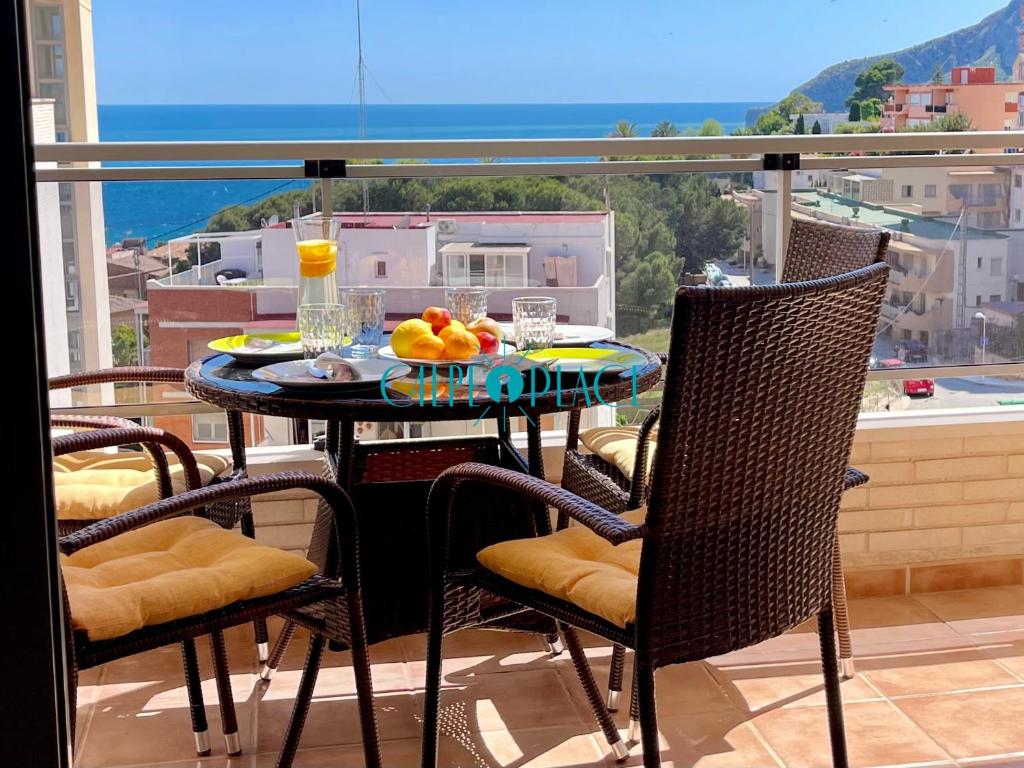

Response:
(48, 367), (271, 662)
(56, 426), (380, 767)
(422, 263), (889, 768)
(562, 218), (891, 708)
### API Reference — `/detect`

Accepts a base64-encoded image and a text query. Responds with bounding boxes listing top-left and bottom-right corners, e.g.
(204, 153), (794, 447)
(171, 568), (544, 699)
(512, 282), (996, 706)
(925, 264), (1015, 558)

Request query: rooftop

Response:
(72, 586), (1024, 767)
(331, 211), (609, 229)
(793, 191), (1005, 241)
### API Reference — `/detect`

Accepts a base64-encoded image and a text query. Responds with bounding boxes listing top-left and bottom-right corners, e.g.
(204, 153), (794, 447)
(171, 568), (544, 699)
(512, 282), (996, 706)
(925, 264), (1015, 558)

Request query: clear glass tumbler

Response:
(298, 303), (346, 359)
(346, 288), (386, 358)
(512, 296), (556, 351)
(444, 287), (488, 324)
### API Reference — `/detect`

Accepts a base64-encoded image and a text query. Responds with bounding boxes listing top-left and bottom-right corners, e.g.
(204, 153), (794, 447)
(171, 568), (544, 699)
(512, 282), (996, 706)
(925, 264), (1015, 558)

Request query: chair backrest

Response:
(635, 263), (888, 667)
(782, 218), (890, 283)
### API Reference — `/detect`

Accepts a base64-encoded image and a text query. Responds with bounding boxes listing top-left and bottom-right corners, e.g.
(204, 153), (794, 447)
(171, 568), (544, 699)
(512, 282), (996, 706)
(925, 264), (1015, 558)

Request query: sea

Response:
(98, 102), (768, 247)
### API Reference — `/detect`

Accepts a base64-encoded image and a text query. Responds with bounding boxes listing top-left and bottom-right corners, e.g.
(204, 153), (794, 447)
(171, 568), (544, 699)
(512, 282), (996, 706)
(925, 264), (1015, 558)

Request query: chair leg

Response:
(635, 659), (660, 768)
(420, 595), (445, 768)
(275, 633), (325, 768)
(628, 661), (641, 743)
(345, 586), (382, 768)
(261, 621), (298, 681)
(819, 608), (850, 768)
(180, 638), (210, 756)
(832, 536), (855, 679)
(210, 630), (241, 756)
(240, 509), (270, 663)
(607, 644), (627, 711)
(560, 624), (629, 761)
(545, 631), (564, 656)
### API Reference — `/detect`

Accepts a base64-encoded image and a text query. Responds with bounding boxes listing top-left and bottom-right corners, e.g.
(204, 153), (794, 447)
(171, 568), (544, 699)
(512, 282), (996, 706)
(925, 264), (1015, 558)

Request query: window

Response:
(1016, 209), (1022, 223)
(901, 185), (913, 198)
(191, 413), (229, 443)
(375, 259), (387, 278)
(901, 329), (912, 341)
(976, 295), (983, 307)
(919, 331), (929, 347)
(990, 294), (1002, 303)
(977, 257), (983, 270)
(1017, 175), (1023, 188)
(255, 239), (263, 274)
(992, 258), (1004, 277)
(924, 185), (937, 198)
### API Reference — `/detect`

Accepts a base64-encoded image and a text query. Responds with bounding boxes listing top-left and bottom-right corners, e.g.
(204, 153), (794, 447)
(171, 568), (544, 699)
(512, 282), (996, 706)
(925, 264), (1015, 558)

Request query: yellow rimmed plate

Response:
(208, 332), (349, 364)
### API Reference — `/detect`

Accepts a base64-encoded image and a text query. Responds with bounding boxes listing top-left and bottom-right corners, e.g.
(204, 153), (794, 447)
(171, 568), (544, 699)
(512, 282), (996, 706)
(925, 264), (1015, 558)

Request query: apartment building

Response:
(882, 66), (1024, 136)
(146, 211), (615, 448)
(826, 167), (1010, 229)
(27, 0), (110, 377)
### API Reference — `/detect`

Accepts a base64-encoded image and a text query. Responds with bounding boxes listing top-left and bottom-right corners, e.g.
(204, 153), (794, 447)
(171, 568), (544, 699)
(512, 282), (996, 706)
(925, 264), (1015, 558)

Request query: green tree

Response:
(608, 120), (639, 138)
(847, 59), (904, 105)
(776, 91), (823, 117)
(651, 121), (679, 137)
(111, 324), (139, 367)
(670, 175), (746, 276)
(848, 101), (862, 122)
(811, 119), (823, 135)
(859, 98), (882, 120)
(697, 118), (724, 137)
(617, 251), (679, 334)
(794, 113), (806, 134)
(753, 110), (791, 135)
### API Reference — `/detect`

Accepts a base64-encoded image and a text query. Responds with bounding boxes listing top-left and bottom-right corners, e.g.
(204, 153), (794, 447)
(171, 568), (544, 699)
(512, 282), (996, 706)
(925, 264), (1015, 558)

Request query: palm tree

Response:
(608, 120), (639, 138)
(651, 121), (679, 138)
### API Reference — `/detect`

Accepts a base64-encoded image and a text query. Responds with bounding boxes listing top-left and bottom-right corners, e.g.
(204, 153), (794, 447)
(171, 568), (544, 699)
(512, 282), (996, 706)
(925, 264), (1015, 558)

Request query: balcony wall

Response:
(235, 414), (1024, 599)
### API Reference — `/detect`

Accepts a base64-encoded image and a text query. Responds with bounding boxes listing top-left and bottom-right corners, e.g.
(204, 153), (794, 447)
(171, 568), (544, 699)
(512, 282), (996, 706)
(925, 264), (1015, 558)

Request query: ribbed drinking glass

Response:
(512, 296), (556, 351)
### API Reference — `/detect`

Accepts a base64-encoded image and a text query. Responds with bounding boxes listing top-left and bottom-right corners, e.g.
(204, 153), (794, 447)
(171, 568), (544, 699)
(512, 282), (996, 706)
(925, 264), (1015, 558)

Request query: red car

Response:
(875, 358), (934, 397)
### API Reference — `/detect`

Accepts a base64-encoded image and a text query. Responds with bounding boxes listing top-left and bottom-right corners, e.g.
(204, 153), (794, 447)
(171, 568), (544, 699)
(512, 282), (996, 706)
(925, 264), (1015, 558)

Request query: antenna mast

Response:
(356, 0), (369, 215)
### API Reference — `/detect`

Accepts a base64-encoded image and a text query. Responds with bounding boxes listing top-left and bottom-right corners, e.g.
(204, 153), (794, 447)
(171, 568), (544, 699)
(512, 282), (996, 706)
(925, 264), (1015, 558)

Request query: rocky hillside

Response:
(794, 1), (1019, 110)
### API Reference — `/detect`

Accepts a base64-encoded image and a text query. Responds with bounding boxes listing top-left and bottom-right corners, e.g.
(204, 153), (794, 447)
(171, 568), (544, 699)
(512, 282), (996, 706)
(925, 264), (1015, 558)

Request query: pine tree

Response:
(794, 113), (806, 134)
(848, 101), (862, 122)
(811, 120), (822, 135)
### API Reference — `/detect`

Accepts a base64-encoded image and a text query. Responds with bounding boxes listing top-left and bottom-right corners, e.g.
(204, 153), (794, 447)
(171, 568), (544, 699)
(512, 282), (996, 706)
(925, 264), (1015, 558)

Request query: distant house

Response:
(107, 249), (168, 299)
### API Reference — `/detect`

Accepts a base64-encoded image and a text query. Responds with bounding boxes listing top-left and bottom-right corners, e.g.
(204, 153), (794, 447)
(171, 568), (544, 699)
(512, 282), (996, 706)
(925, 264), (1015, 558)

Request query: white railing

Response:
(38, 129), (1024, 417)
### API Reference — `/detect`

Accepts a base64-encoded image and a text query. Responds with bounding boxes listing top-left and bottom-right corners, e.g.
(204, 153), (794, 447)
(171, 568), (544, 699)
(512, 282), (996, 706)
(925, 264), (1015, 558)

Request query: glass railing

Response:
(34, 130), (1024, 446)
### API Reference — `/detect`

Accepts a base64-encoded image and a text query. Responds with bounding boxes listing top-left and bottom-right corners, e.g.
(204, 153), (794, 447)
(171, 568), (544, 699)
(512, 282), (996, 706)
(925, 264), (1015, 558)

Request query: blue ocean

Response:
(99, 102), (767, 246)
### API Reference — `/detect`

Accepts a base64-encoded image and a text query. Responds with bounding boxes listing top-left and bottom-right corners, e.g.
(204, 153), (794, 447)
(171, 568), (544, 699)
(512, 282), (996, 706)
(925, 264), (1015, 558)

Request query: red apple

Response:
(421, 306), (452, 335)
(475, 331), (499, 355)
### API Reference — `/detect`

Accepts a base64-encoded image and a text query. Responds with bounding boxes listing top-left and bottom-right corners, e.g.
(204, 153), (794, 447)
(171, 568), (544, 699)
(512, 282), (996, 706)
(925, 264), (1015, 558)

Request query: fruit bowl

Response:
(378, 342), (531, 375)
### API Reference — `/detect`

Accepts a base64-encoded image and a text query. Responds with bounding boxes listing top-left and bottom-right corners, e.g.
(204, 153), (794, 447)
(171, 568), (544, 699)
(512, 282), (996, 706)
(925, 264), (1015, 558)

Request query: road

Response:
(904, 377), (1024, 411)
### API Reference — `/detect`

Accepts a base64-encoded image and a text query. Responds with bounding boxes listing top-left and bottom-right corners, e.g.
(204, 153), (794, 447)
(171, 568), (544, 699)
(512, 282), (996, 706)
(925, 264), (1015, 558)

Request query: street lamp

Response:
(974, 311), (988, 370)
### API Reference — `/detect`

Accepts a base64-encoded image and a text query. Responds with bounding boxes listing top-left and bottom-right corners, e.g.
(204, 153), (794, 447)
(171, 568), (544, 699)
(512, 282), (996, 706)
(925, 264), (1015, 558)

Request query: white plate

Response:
(252, 358), (411, 391)
(498, 323), (614, 348)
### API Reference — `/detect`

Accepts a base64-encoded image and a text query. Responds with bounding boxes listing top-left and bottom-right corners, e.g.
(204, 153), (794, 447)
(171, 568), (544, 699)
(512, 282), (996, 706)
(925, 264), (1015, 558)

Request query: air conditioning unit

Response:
(437, 219), (458, 235)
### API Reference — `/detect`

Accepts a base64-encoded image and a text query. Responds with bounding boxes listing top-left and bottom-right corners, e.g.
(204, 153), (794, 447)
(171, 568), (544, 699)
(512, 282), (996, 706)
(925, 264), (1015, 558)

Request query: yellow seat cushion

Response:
(579, 427), (657, 481)
(61, 516), (318, 641)
(53, 452), (231, 521)
(476, 509), (646, 629)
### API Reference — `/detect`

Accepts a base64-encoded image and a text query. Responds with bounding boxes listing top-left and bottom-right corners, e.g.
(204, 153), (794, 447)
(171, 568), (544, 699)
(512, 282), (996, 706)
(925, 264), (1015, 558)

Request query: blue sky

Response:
(94, 0), (1009, 105)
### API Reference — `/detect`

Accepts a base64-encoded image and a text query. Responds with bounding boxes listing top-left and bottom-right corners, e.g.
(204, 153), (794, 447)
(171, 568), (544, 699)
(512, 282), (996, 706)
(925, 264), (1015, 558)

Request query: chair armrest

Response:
(59, 473), (359, 579)
(657, 352), (668, 365)
(50, 414), (139, 430)
(844, 467), (869, 490)
(48, 366), (185, 390)
(429, 462), (646, 546)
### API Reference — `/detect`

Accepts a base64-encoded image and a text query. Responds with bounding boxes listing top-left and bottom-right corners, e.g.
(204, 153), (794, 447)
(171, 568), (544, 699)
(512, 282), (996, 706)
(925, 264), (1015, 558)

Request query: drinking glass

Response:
(444, 287), (488, 324)
(345, 288), (386, 358)
(512, 296), (556, 351)
(298, 302), (346, 359)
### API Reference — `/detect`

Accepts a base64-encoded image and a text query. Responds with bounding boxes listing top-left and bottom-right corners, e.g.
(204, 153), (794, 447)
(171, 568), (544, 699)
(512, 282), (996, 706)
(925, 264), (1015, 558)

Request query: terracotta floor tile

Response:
(913, 587), (1024, 643)
(861, 649), (1021, 697)
(618, 711), (784, 768)
(709, 661), (882, 712)
(752, 700), (950, 768)
(437, 669), (586, 733)
(954, 757), (1024, 767)
(894, 688), (1024, 759)
(437, 727), (606, 768)
(982, 640), (1024, 681)
(256, 688), (421, 753)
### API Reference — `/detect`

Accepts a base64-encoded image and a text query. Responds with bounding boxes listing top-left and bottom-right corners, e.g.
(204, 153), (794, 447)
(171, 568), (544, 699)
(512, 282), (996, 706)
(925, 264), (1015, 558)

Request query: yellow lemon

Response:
(391, 318), (435, 358)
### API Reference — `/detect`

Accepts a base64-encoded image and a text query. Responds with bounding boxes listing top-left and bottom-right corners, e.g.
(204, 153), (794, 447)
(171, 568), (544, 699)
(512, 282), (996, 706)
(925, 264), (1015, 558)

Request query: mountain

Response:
(793, 0), (1020, 111)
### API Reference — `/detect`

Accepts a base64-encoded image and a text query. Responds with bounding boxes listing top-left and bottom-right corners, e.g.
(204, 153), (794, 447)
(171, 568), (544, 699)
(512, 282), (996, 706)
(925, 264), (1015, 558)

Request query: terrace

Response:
(16, 117), (1024, 767)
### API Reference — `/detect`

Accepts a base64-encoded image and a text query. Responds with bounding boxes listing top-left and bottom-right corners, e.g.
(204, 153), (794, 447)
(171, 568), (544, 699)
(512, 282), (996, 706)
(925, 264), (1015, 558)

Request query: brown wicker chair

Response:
(422, 263), (889, 768)
(56, 427), (380, 767)
(563, 218), (891, 707)
(48, 367), (270, 663)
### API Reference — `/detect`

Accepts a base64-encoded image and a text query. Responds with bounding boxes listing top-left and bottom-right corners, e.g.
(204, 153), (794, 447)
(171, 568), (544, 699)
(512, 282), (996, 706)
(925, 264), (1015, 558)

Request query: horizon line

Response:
(97, 100), (777, 108)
